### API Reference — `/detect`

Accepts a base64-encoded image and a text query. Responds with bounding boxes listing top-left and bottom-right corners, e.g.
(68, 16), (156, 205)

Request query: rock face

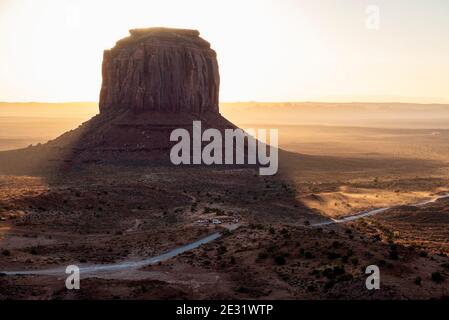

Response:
(99, 27), (220, 115)
(0, 27), (237, 173)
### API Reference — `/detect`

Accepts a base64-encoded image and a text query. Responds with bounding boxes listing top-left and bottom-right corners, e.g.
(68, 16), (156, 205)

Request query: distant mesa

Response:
(0, 27), (235, 173)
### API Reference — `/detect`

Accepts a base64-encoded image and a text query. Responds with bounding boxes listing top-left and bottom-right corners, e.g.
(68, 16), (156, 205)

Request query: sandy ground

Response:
(1, 105), (449, 299)
(1, 150), (449, 299)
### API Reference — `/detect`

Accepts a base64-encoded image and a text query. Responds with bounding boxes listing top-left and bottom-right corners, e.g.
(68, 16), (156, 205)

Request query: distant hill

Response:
(0, 102), (98, 118)
(220, 102), (449, 128)
(2, 101), (449, 128)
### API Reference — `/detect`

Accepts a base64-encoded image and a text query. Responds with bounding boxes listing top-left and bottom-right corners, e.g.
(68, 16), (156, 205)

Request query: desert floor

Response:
(1, 105), (449, 299)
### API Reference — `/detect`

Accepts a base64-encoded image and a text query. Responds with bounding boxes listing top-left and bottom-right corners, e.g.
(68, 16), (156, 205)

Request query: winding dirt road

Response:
(1, 194), (448, 277)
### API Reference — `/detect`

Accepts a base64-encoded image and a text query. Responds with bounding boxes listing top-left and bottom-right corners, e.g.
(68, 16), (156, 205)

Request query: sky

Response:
(0, 0), (448, 103)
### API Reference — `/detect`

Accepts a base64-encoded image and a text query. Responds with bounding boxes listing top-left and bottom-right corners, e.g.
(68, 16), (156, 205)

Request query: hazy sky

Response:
(0, 0), (448, 103)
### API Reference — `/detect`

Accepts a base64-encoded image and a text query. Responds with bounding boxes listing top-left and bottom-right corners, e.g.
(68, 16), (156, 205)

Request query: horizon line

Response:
(1, 100), (449, 106)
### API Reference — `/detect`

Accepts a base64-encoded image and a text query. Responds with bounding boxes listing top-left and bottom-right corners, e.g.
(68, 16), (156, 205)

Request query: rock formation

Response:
(0, 27), (236, 173)
(99, 27), (220, 115)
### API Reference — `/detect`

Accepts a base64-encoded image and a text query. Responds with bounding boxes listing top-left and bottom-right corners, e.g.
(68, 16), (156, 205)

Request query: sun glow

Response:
(0, 0), (448, 103)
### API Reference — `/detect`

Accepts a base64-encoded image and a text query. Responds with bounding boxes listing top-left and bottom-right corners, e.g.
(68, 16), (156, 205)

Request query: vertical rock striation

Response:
(99, 27), (220, 115)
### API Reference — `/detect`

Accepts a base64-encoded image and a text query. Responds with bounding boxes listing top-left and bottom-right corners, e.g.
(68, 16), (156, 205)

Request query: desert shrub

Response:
(414, 276), (422, 285)
(324, 280), (335, 290)
(327, 252), (341, 260)
(204, 207), (220, 214)
(217, 245), (227, 255)
(332, 241), (341, 249)
(322, 266), (347, 282)
(2, 249), (11, 256)
(269, 227), (275, 235)
(139, 284), (148, 293)
(419, 251), (428, 258)
(378, 260), (387, 267)
(322, 268), (335, 280)
(338, 273), (354, 282)
(333, 266), (345, 276)
(257, 252), (268, 260)
(386, 234), (395, 243)
(305, 252), (314, 259)
(432, 272), (444, 283)
(311, 269), (320, 276)
(351, 257), (359, 265)
(274, 255), (286, 265)
(236, 286), (250, 293)
(280, 228), (290, 239)
(389, 250), (399, 260)
(389, 245), (399, 260)
(307, 285), (316, 292)
(266, 244), (279, 254)
(222, 230), (231, 237)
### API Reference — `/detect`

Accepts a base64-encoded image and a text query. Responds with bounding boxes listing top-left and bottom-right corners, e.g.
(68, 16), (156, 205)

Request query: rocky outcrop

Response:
(0, 27), (237, 173)
(99, 27), (220, 115)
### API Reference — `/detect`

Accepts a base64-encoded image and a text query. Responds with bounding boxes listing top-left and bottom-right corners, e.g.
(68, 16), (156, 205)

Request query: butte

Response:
(0, 27), (237, 173)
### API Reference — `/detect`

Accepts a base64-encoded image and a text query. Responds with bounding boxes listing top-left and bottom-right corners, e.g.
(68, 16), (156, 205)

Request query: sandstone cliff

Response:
(0, 27), (236, 173)
(99, 27), (220, 115)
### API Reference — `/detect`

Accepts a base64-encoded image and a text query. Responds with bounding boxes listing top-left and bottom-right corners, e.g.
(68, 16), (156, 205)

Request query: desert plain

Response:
(1, 102), (449, 299)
